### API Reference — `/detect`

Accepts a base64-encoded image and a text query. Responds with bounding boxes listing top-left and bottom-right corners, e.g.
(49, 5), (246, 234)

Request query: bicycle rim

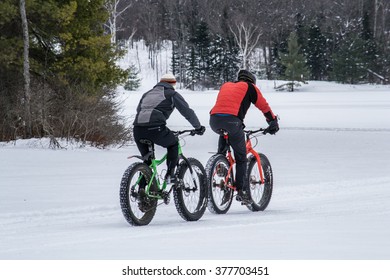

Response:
(206, 154), (233, 214)
(174, 158), (207, 221)
(247, 153), (273, 211)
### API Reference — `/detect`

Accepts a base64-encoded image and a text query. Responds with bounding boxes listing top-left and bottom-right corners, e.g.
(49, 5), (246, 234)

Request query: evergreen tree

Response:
(0, 0), (23, 140)
(331, 32), (366, 84)
(270, 32), (289, 79)
(280, 32), (309, 91)
(185, 44), (197, 90)
(172, 18), (240, 90)
(295, 13), (307, 51)
(171, 39), (187, 86)
(193, 21), (211, 87)
(0, 0), (129, 144)
(361, 12), (379, 80)
(306, 24), (327, 80)
(330, 15), (374, 84)
(208, 36), (224, 85)
(123, 64), (141, 91)
(209, 35), (240, 86)
(223, 38), (240, 82)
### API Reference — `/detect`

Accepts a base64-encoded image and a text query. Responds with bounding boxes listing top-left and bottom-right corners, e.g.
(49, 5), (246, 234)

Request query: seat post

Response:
(139, 139), (155, 163)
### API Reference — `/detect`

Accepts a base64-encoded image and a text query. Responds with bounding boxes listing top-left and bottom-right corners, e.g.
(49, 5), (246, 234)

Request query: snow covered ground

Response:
(1, 80), (390, 262)
(1, 43), (390, 280)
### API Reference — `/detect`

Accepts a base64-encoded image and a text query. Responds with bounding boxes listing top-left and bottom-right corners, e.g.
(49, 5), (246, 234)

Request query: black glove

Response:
(264, 118), (279, 135)
(191, 126), (205, 135)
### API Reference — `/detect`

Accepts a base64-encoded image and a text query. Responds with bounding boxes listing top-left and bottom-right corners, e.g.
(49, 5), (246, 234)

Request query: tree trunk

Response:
(374, 0), (378, 38)
(230, 22), (261, 70)
(104, 0), (135, 45)
(262, 45), (270, 79)
(20, 0), (32, 137)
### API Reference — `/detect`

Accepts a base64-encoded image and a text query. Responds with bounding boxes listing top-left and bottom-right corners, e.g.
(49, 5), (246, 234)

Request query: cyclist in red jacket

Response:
(209, 70), (279, 203)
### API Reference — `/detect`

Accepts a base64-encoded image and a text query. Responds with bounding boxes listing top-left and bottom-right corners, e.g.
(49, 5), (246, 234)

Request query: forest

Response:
(113, 0), (389, 87)
(1, 0), (389, 144)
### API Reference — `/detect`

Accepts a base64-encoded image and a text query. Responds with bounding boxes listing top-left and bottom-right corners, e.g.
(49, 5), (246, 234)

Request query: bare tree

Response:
(229, 22), (262, 69)
(374, 0), (389, 40)
(104, 0), (135, 44)
(19, 0), (32, 137)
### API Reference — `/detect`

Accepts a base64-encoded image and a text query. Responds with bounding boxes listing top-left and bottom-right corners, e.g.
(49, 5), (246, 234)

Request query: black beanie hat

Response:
(237, 69), (256, 84)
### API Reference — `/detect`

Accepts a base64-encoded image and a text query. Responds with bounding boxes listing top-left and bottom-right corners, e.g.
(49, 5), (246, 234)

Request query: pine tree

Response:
(194, 21), (211, 87)
(185, 44), (197, 90)
(209, 35), (240, 86)
(331, 15), (371, 84)
(331, 32), (367, 84)
(361, 12), (379, 81)
(306, 24), (327, 80)
(123, 64), (141, 91)
(280, 32), (309, 91)
(0, 0), (23, 140)
(1, 0), (129, 144)
(171, 39), (187, 86)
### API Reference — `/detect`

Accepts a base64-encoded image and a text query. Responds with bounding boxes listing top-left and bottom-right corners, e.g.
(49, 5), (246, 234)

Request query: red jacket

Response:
(210, 81), (275, 121)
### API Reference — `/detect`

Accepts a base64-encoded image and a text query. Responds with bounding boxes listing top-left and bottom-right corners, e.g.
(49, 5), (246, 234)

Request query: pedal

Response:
(162, 191), (170, 205)
(240, 197), (253, 205)
(220, 189), (232, 206)
(240, 200), (252, 206)
(131, 184), (143, 198)
(138, 188), (146, 199)
(236, 193), (252, 206)
(137, 189), (151, 212)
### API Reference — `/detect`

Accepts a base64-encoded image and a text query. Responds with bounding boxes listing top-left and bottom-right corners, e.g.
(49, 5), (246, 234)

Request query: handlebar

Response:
(173, 129), (199, 136)
(244, 128), (267, 136)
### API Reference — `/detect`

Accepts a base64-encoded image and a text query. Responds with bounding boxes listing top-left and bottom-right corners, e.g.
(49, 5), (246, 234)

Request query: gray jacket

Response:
(133, 82), (201, 128)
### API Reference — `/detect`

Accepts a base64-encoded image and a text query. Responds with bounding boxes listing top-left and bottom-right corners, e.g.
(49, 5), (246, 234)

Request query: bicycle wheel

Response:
(205, 154), (233, 214)
(246, 153), (273, 211)
(119, 162), (158, 226)
(173, 157), (207, 221)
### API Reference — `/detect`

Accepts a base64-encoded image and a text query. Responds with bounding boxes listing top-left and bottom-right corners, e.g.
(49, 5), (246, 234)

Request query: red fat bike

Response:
(206, 128), (273, 214)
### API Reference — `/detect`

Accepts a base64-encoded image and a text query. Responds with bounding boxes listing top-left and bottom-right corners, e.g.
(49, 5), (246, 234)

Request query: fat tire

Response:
(119, 162), (157, 226)
(205, 154), (233, 214)
(246, 153), (273, 211)
(173, 158), (207, 221)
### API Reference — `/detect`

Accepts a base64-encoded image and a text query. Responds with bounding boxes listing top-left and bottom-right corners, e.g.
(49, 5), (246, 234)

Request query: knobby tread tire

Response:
(205, 154), (233, 214)
(119, 162), (157, 226)
(173, 158), (207, 221)
(246, 153), (273, 212)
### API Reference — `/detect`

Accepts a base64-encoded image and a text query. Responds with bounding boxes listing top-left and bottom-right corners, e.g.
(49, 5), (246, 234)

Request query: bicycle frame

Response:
(144, 144), (184, 198)
(223, 133), (236, 190)
(130, 130), (198, 200)
(220, 129), (265, 190)
(245, 133), (265, 184)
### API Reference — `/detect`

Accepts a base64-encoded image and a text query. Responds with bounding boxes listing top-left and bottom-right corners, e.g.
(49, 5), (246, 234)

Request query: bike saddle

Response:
(217, 129), (228, 135)
(139, 139), (153, 145)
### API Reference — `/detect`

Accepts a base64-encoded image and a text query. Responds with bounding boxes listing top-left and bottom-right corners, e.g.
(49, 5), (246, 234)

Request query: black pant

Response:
(209, 115), (247, 191)
(133, 125), (178, 175)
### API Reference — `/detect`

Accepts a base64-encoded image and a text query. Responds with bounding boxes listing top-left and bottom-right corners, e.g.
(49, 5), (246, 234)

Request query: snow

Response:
(1, 80), (389, 262)
(1, 43), (390, 265)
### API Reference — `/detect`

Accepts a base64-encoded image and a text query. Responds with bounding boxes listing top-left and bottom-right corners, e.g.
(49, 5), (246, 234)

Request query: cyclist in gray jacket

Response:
(133, 73), (205, 182)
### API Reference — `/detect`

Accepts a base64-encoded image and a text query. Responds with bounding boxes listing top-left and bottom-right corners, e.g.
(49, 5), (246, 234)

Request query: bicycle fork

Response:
(180, 156), (199, 192)
(246, 139), (265, 185)
(225, 150), (236, 190)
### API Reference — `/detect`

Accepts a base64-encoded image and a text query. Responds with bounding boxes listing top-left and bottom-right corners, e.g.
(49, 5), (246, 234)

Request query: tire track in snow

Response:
(2, 177), (389, 231)
(0, 205), (119, 229)
(281, 127), (390, 132)
(1, 177), (389, 257)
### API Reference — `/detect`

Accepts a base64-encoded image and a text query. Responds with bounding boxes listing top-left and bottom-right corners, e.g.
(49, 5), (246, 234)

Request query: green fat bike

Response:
(120, 130), (208, 226)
